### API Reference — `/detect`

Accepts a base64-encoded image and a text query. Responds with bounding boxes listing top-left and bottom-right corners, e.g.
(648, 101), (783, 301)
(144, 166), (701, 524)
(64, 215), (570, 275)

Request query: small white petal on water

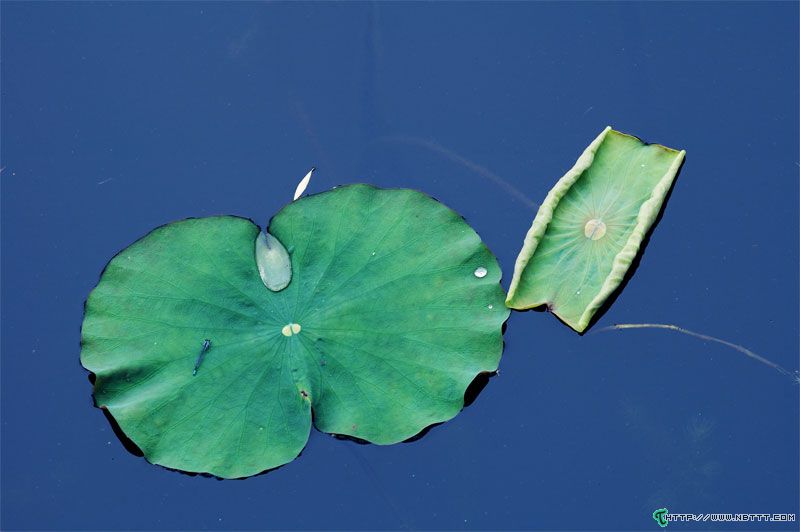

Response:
(293, 167), (315, 200)
(474, 267), (488, 278)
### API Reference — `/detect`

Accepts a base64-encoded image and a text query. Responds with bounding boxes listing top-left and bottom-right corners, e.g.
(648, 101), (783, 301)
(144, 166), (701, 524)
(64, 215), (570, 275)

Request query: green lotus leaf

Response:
(80, 184), (509, 478)
(506, 127), (685, 332)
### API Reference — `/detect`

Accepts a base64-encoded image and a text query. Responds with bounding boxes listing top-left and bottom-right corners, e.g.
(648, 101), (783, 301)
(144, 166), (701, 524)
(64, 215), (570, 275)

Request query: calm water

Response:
(2, 3), (798, 530)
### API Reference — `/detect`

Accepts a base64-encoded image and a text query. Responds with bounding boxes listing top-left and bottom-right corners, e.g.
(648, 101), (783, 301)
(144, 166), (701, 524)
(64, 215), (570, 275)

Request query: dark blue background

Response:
(2, 2), (798, 530)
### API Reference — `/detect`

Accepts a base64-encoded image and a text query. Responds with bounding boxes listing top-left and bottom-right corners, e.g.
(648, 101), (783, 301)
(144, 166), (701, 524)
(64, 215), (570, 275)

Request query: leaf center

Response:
(281, 323), (302, 337)
(584, 218), (607, 241)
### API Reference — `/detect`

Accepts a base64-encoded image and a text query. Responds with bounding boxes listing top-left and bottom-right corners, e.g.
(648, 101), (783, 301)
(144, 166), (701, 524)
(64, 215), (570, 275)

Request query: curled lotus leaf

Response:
(506, 127), (685, 332)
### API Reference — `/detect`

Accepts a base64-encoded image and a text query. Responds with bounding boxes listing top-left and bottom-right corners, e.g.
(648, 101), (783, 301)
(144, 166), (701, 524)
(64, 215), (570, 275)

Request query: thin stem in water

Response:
(595, 323), (799, 384)
(380, 135), (538, 210)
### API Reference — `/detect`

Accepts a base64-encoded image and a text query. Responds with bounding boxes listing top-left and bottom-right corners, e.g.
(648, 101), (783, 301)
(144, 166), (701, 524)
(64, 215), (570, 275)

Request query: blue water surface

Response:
(2, 2), (798, 530)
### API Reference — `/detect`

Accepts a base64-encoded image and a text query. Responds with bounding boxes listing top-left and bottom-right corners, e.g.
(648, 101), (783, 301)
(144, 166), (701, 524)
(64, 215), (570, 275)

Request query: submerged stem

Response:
(596, 323), (799, 384)
(380, 135), (538, 210)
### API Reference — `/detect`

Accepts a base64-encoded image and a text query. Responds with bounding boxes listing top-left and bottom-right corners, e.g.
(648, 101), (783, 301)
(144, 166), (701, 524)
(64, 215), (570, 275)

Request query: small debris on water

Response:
(293, 167), (315, 200)
(474, 267), (488, 278)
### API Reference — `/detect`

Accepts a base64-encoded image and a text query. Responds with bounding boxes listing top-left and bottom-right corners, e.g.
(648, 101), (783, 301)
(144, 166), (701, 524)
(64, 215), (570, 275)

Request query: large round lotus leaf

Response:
(80, 184), (509, 478)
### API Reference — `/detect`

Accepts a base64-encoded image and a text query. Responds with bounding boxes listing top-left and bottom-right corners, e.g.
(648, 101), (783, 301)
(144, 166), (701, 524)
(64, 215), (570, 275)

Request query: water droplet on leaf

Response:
(255, 231), (292, 292)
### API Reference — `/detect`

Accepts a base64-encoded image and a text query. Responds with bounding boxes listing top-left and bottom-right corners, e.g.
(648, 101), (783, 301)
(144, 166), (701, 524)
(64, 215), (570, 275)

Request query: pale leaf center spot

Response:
(281, 323), (302, 337)
(584, 219), (607, 241)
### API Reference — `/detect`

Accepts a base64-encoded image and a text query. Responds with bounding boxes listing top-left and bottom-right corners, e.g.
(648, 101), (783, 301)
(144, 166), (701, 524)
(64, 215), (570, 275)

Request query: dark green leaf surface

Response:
(81, 184), (508, 478)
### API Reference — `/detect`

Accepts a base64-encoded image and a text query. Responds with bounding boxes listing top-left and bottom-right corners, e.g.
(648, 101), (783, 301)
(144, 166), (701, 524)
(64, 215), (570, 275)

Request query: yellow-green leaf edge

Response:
(506, 126), (686, 332)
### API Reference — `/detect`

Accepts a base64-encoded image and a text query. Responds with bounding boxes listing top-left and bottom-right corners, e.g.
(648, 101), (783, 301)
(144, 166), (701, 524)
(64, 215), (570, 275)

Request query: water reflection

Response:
(621, 399), (721, 511)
